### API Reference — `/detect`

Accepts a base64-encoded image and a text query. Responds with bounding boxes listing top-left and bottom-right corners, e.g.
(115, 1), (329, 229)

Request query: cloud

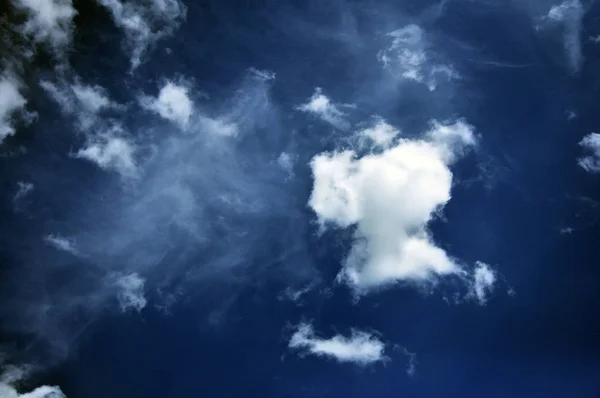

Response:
(288, 323), (386, 365)
(0, 383), (66, 398)
(468, 262), (497, 305)
(297, 88), (351, 130)
(96, 0), (187, 70)
(44, 235), (78, 255)
(115, 273), (147, 312)
(360, 118), (399, 149)
(75, 135), (137, 177)
(139, 81), (193, 129)
(546, 0), (584, 73)
(378, 25), (457, 91)
(0, 73), (27, 143)
(13, 181), (34, 203)
(309, 119), (476, 291)
(578, 133), (600, 173)
(40, 79), (116, 129)
(12, 0), (76, 55)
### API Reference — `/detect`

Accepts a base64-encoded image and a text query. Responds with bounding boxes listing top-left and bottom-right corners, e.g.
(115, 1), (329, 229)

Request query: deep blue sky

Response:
(1, 0), (600, 397)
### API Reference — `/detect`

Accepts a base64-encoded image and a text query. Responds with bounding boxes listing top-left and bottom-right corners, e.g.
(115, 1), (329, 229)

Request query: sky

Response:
(0, 0), (599, 397)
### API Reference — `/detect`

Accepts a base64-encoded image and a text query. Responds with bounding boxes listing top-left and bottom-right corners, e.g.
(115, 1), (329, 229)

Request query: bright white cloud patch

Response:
(44, 235), (78, 255)
(378, 25), (457, 90)
(578, 133), (600, 173)
(115, 273), (147, 312)
(468, 262), (496, 305)
(97, 0), (187, 70)
(297, 88), (350, 130)
(309, 119), (476, 290)
(546, 0), (584, 73)
(289, 323), (386, 365)
(140, 81), (193, 129)
(76, 135), (137, 177)
(0, 383), (66, 398)
(360, 118), (399, 149)
(12, 0), (76, 53)
(0, 73), (27, 143)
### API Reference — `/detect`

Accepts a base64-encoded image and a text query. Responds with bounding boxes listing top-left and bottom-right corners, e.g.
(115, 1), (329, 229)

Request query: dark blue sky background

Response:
(1, 0), (600, 397)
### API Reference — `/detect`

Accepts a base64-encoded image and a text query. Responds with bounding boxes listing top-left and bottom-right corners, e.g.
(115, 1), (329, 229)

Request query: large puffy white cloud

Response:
(11, 0), (76, 54)
(546, 0), (584, 73)
(139, 81), (193, 129)
(578, 133), (600, 173)
(309, 119), (477, 291)
(0, 73), (27, 143)
(96, 0), (187, 70)
(288, 323), (386, 365)
(378, 25), (457, 91)
(297, 88), (351, 131)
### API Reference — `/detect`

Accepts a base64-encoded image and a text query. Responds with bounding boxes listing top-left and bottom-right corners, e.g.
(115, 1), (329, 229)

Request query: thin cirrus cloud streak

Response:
(288, 323), (387, 366)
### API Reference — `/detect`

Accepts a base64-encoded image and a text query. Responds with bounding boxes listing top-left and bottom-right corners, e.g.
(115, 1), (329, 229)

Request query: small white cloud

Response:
(277, 152), (296, 177)
(0, 73), (27, 143)
(468, 262), (496, 305)
(140, 81), (193, 129)
(12, 0), (76, 54)
(401, 347), (417, 377)
(97, 0), (187, 70)
(289, 323), (386, 365)
(578, 133), (600, 173)
(0, 383), (66, 398)
(297, 88), (350, 131)
(75, 135), (137, 177)
(44, 235), (77, 255)
(546, 0), (584, 73)
(115, 272), (147, 312)
(360, 118), (399, 148)
(309, 119), (476, 291)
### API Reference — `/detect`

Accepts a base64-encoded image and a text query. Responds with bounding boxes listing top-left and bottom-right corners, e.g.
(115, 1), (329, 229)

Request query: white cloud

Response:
(378, 25), (458, 90)
(288, 323), (386, 365)
(360, 118), (399, 149)
(115, 272), (147, 312)
(578, 133), (600, 173)
(44, 235), (78, 255)
(40, 79), (116, 129)
(0, 383), (66, 398)
(96, 0), (187, 70)
(75, 135), (137, 177)
(468, 262), (496, 305)
(12, 0), (76, 53)
(140, 81), (193, 129)
(309, 119), (476, 291)
(0, 73), (27, 143)
(546, 0), (584, 73)
(297, 88), (350, 130)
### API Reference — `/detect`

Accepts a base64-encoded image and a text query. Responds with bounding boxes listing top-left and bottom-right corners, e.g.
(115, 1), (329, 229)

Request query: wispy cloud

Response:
(289, 323), (386, 365)
(297, 88), (351, 131)
(115, 273), (147, 312)
(545, 0), (584, 73)
(44, 235), (78, 255)
(12, 0), (77, 56)
(378, 24), (457, 91)
(578, 133), (600, 173)
(468, 262), (497, 305)
(0, 72), (27, 143)
(97, 0), (187, 70)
